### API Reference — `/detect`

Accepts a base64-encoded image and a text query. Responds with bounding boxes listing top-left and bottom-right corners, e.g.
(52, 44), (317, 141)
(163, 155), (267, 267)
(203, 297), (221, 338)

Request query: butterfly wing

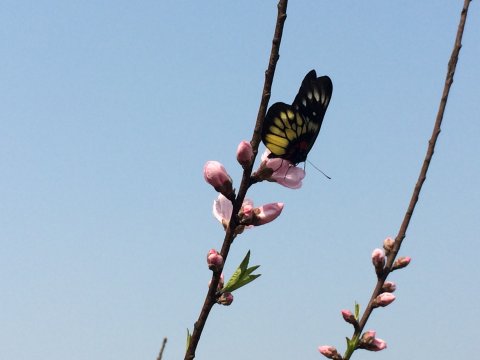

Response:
(261, 70), (333, 164)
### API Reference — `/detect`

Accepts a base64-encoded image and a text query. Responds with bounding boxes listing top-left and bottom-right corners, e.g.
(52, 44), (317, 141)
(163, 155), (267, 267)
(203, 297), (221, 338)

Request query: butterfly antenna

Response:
(307, 160), (331, 180)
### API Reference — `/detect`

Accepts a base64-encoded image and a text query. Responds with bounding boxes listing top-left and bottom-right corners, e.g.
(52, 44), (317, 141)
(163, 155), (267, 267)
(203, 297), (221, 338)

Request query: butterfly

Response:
(261, 70), (333, 165)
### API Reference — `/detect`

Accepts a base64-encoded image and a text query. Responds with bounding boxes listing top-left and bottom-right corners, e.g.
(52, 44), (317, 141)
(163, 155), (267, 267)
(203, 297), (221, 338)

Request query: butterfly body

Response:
(261, 70), (333, 165)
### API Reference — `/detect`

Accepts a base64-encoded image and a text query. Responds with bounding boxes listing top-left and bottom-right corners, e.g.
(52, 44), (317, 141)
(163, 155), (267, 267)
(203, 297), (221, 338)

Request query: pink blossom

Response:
(236, 140), (254, 168)
(318, 345), (339, 359)
(374, 292), (396, 307)
(206, 249), (223, 271)
(214, 195), (283, 228)
(254, 202), (284, 225)
(203, 161), (233, 197)
(252, 150), (305, 189)
(213, 194), (233, 229)
(213, 195), (254, 231)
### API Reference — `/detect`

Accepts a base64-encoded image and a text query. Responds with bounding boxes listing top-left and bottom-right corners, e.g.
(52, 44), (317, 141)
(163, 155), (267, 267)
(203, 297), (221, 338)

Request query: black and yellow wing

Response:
(261, 70), (333, 165)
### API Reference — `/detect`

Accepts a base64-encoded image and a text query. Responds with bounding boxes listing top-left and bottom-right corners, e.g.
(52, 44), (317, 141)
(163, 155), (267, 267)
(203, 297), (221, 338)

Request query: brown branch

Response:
(343, 1), (472, 358)
(184, 1), (289, 359)
(156, 337), (167, 360)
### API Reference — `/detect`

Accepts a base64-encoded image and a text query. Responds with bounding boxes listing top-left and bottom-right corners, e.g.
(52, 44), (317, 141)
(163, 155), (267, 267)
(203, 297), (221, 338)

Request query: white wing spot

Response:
(313, 87), (320, 101)
(321, 92), (326, 104)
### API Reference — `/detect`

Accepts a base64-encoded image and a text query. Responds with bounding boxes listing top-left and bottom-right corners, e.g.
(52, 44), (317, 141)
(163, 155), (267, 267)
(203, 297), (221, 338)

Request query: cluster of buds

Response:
(372, 237), (412, 275)
(203, 140), (314, 310)
(358, 330), (387, 352)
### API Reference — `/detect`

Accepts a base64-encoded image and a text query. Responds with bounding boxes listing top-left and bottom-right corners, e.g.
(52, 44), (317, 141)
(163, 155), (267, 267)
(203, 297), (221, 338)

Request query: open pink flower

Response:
(254, 202), (284, 225)
(253, 150), (305, 189)
(213, 195), (283, 229)
(213, 194), (254, 231)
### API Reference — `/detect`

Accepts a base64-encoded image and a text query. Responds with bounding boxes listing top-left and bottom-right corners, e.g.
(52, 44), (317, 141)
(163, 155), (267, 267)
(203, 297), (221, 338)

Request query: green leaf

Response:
(244, 265), (260, 275)
(221, 251), (261, 293)
(239, 250), (251, 271)
(354, 302), (360, 320)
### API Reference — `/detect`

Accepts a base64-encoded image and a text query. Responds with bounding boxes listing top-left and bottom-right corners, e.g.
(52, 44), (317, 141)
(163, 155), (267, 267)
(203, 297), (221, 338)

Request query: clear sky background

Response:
(1, 1), (479, 359)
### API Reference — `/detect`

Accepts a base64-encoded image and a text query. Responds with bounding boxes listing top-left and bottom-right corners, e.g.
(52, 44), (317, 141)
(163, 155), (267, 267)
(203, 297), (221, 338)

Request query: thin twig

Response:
(184, 1), (289, 359)
(156, 337), (167, 360)
(343, 1), (472, 358)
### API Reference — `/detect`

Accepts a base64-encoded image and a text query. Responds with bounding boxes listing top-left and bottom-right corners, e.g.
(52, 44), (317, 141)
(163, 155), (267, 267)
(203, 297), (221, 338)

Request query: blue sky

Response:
(1, 1), (479, 359)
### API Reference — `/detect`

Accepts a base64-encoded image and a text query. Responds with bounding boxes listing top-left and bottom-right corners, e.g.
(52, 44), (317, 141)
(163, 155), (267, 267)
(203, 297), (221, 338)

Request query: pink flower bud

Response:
(371, 248), (385, 275)
(203, 161), (234, 197)
(341, 309), (356, 325)
(318, 345), (340, 359)
(207, 249), (223, 271)
(383, 237), (395, 254)
(373, 292), (396, 307)
(382, 281), (396, 293)
(218, 292), (234, 306)
(361, 330), (376, 344)
(393, 256), (411, 270)
(370, 338), (387, 351)
(253, 202), (284, 225)
(359, 330), (387, 351)
(236, 140), (254, 168)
